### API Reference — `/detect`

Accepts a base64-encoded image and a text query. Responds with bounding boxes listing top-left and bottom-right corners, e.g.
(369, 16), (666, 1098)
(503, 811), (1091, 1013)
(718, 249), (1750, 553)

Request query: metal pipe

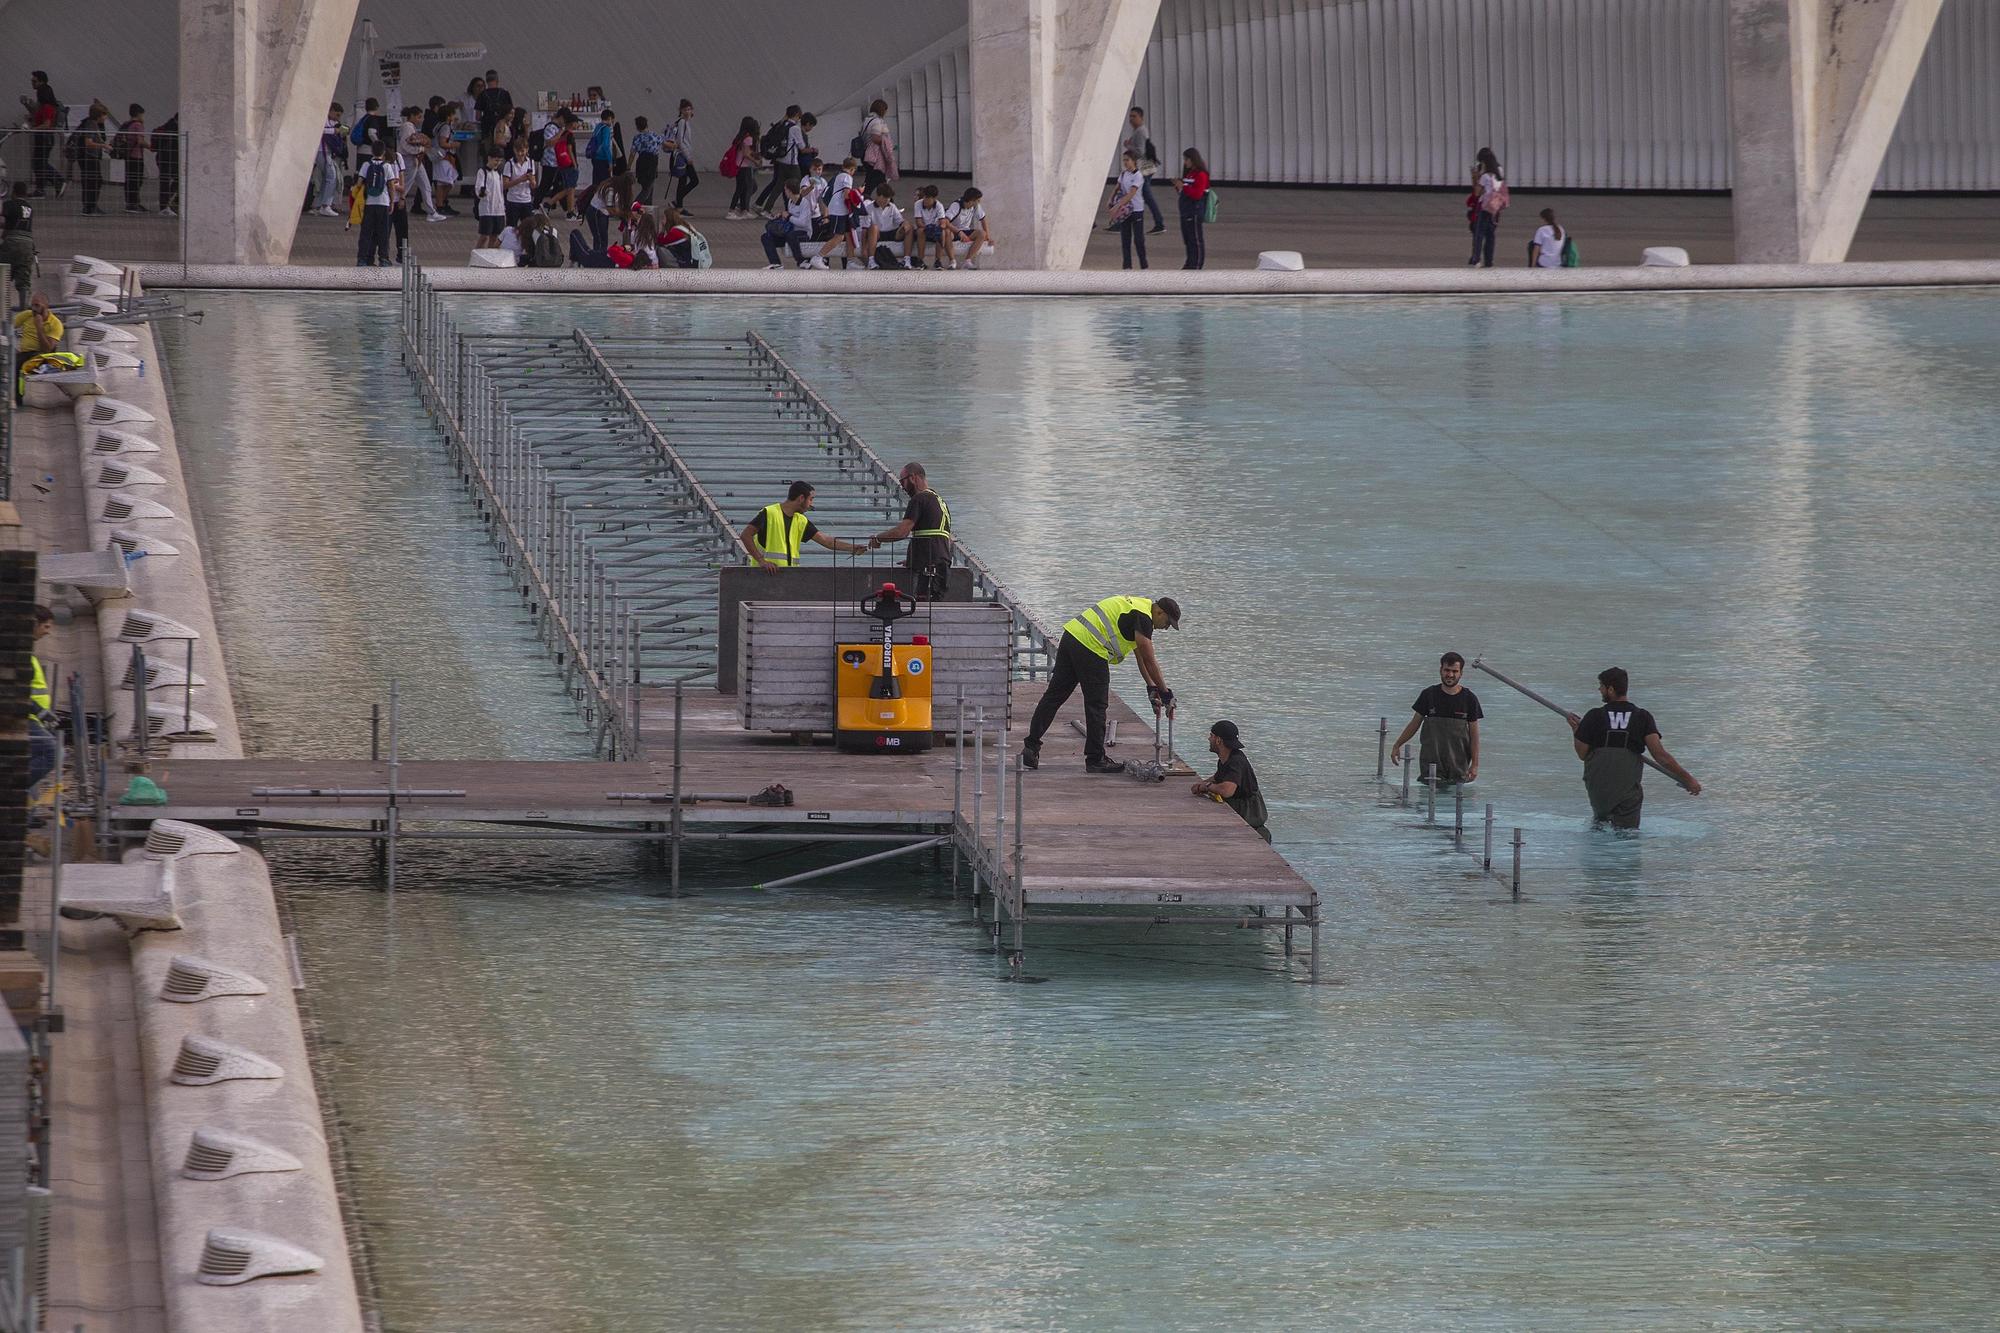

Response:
(972, 704), (984, 920)
(1399, 743), (1411, 805)
(386, 677), (400, 894)
(1424, 764), (1435, 824)
(1376, 717), (1388, 780)
(745, 836), (946, 891)
(183, 637), (195, 736)
(370, 703), (381, 761)
(1483, 804), (1494, 871)
(131, 644), (149, 765)
(1512, 828), (1524, 899)
(1012, 753), (1025, 964)
(1454, 783), (1464, 851)
(1471, 657), (1687, 788)
(671, 682), (684, 895)
(952, 685), (964, 899)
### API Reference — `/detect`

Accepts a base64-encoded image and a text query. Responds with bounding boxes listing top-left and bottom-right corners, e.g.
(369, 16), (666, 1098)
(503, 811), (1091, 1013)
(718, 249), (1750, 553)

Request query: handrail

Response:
(570, 329), (740, 560)
(740, 329), (1059, 675)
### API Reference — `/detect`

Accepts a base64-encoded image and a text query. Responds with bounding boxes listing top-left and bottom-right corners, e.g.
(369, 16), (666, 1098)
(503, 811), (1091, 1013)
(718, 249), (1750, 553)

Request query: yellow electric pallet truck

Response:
(835, 582), (934, 753)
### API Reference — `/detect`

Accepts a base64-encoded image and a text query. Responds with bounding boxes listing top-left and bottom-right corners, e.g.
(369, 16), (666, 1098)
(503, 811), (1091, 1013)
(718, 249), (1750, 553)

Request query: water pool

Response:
(159, 288), (2000, 1330)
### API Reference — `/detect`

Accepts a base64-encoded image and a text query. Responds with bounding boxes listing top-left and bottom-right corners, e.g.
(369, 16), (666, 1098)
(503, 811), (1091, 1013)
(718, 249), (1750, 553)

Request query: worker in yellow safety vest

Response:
(867, 461), (952, 598)
(740, 480), (871, 570)
(28, 605), (58, 791)
(1022, 594), (1181, 774)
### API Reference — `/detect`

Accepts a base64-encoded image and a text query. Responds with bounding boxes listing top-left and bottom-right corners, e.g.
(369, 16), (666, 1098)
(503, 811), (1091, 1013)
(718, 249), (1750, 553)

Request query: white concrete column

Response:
(181, 0), (361, 264)
(1727, 0), (1943, 264)
(968, 0), (1161, 270)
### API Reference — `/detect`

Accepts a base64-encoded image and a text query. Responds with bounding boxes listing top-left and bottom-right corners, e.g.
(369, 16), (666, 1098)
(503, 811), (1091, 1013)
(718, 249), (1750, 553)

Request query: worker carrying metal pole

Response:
(740, 480), (870, 569)
(1566, 666), (1701, 829)
(866, 461), (952, 598)
(1021, 594), (1181, 775)
(1190, 719), (1271, 843)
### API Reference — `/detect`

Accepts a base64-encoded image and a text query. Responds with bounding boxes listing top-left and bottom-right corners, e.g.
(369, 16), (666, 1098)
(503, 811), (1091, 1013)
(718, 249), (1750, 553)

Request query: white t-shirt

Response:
(1531, 224), (1565, 267)
(863, 201), (903, 233)
(1478, 172), (1501, 206)
(804, 175), (829, 207)
(503, 157), (538, 203)
(363, 156), (402, 205)
(474, 167), (507, 216)
(945, 200), (985, 232)
(782, 121), (805, 166)
(499, 226), (524, 255)
(913, 199), (944, 228)
(785, 192), (819, 233)
(827, 171), (856, 217)
(1114, 169), (1145, 216)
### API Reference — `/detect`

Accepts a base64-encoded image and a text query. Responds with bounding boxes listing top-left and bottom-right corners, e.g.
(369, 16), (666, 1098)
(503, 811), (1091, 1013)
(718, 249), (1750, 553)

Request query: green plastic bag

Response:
(1560, 235), (1580, 268)
(1202, 189), (1220, 225)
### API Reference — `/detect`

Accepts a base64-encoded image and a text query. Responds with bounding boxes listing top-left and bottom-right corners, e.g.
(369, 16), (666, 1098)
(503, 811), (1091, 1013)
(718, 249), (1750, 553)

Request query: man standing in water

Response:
(1191, 719), (1270, 843)
(1389, 650), (1482, 785)
(1566, 667), (1701, 829)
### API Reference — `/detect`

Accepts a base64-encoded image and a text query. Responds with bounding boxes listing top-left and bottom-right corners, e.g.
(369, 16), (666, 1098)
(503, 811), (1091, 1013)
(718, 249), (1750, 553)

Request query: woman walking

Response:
(1177, 148), (1209, 270)
(1471, 147), (1506, 268)
(724, 116), (762, 219)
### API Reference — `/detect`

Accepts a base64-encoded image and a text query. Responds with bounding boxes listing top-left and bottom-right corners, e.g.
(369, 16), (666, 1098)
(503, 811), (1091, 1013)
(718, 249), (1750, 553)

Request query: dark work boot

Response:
(1086, 759), (1126, 775)
(1021, 742), (1040, 771)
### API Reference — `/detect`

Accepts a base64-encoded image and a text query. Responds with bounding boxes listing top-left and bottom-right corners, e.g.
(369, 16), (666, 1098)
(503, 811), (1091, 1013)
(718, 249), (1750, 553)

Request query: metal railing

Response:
(399, 261), (648, 756)
(0, 129), (187, 275)
(1, 285), (12, 501)
(739, 330), (1059, 678)
(1375, 717), (1525, 899)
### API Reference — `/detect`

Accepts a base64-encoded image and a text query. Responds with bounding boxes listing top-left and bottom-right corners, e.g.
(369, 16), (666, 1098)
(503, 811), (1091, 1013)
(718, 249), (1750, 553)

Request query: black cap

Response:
(1155, 596), (1182, 630)
(1210, 720), (1239, 749)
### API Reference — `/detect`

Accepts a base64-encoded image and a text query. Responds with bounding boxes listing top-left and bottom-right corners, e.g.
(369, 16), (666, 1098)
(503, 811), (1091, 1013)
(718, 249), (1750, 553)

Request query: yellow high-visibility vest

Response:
(1064, 595), (1153, 664)
(29, 654), (53, 722)
(910, 490), (951, 541)
(758, 503), (808, 566)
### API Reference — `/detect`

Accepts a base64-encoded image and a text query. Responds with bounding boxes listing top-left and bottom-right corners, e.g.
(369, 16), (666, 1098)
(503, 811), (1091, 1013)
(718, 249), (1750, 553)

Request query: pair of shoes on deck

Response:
(1020, 743), (1125, 775)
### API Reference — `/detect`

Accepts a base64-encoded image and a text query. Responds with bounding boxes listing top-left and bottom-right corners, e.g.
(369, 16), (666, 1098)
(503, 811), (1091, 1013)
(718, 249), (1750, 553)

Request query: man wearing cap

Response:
(1192, 720), (1270, 843)
(1022, 594), (1181, 775)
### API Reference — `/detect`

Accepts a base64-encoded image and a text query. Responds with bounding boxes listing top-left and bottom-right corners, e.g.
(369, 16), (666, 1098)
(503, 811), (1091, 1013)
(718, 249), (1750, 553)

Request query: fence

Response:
(0, 129), (187, 274)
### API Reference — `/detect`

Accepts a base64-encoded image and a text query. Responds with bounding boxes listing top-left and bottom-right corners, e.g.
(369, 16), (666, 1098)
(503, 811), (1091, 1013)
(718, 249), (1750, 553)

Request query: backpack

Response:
(1481, 179), (1511, 214)
(529, 228), (562, 268)
(850, 115), (874, 161)
(349, 119), (369, 146)
(362, 159), (387, 194)
(760, 120), (790, 157)
(588, 124), (612, 162)
(682, 226), (712, 269)
(1560, 235), (1580, 268)
(1202, 188), (1220, 224)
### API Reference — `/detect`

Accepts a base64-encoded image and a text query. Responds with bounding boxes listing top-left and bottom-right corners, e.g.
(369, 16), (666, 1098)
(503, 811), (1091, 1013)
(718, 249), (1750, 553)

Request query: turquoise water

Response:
(160, 289), (2000, 1330)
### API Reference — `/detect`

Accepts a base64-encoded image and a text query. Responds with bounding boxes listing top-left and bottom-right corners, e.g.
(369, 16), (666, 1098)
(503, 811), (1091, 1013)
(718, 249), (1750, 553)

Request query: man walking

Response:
(1191, 719), (1270, 842)
(867, 462), (951, 597)
(668, 100), (699, 212)
(1566, 667), (1701, 829)
(2, 183), (35, 309)
(1022, 595), (1182, 774)
(1388, 650), (1482, 785)
(1120, 106), (1164, 233)
(740, 481), (871, 569)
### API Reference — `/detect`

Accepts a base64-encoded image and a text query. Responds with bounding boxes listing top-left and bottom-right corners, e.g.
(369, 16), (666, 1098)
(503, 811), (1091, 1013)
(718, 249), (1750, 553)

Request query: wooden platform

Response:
(127, 683), (1316, 912)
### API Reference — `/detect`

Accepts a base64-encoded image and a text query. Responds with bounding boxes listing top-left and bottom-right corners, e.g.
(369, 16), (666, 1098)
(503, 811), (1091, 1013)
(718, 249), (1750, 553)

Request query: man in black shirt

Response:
(2, 182), (34, 308)
(1192, 719), (1270, 843)
(739, 480), (870, 569)
(867, 461), (951, 597)
(1388, 650), (1482, 785)
(1566, 666), (1701, 829)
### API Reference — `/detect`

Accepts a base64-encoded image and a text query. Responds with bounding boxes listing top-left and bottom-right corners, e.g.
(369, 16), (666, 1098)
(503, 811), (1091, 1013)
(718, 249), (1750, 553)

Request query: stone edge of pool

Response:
(130, 257), (2000, 295)
(53, 274), (368, 1332)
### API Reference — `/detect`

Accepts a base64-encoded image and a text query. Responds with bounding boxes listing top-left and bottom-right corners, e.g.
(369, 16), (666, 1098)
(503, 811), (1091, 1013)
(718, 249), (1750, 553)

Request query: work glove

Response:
(1148, 686), (1174, 713)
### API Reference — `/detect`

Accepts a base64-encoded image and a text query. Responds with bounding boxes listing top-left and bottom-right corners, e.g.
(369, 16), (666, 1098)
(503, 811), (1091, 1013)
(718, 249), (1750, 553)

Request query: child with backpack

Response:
(754, 107), (805, 216)
(1471, 147), (1507, 268)
(586, 109), (621, 189)
(860, 184), (911, 269)
(473, 150), (507, 249)
(910, 185), (946, 269)
(940, 187), (989, 270)
(541, 112), (580, 218)
(1529, 207), (1579, 268)
(809, 158), (865, 269)
(630, 116), (663, 205)
(723, 116), (763, 219)
(761, 178), (818, 268)
(354, 153), (401, 266)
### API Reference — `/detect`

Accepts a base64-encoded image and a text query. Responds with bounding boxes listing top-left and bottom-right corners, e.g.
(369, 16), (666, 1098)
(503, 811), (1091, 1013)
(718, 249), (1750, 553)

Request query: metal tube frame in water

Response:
(1376, 716), (1387, 780)
(1400, 744), (1411, 805)
(951, 686), (965, 900)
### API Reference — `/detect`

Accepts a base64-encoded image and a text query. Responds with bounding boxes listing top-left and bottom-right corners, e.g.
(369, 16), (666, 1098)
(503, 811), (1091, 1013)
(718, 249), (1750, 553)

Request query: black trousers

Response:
(673, 163), (699, 208)
(1179, 196), (1205, 269)
(1025, 632), (1113, 766)
(1119, 214), (1148, 269)
(79, 158), (103, 212)
(356, 204), (392, 265)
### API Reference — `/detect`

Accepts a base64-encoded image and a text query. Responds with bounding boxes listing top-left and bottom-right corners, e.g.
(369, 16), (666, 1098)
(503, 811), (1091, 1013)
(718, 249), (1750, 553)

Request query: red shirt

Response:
(1180, 169), (1209, 200)
(31, 100), (56, 130)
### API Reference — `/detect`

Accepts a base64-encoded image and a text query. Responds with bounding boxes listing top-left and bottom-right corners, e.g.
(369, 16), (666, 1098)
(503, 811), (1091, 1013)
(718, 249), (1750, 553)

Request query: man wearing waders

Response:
(1389, 651), (1482, 785)
(1192, 720), (1271, 843)
(1566, 667), (1701, 829)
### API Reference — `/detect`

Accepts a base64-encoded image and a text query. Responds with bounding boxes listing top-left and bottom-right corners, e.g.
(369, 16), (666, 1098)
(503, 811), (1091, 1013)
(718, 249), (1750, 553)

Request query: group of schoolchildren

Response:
(762, 165), (990, 271)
